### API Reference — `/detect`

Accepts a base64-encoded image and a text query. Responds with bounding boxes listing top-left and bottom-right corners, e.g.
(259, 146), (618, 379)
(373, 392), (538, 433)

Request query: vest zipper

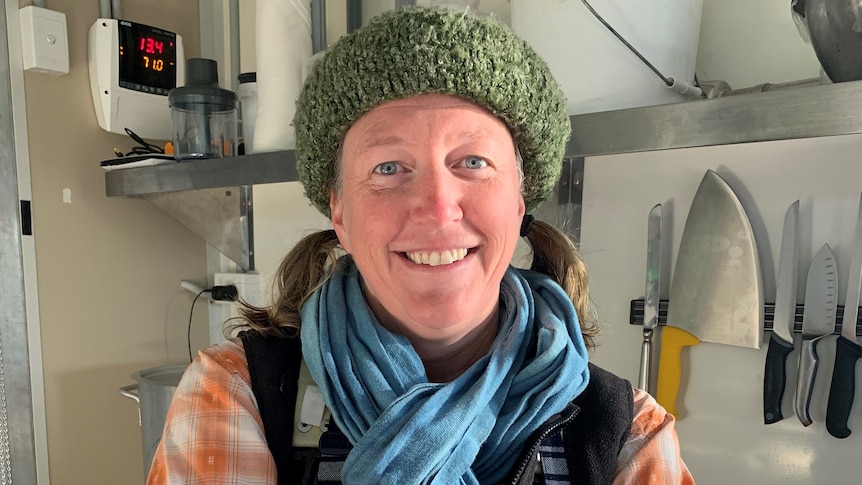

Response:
(508, 404), (581, 485)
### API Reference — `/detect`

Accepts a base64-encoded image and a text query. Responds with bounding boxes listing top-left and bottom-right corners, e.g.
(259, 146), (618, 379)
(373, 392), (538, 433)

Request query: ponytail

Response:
(523, 220), (598, 349)
(234, 229), (343, 338)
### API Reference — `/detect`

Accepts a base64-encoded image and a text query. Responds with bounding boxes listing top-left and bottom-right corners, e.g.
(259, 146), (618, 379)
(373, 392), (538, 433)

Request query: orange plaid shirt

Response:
(147, 339), (694, 484)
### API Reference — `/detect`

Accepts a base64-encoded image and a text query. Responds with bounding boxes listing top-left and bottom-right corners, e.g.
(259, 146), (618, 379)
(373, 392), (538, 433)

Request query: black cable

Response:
(115, 127), (165, 157)
(579, 0), (672, 87)
(188, 289), (210, 362)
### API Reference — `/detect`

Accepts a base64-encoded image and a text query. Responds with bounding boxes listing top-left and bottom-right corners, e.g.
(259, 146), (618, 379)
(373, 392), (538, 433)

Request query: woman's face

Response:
(330, 94), (525, 342)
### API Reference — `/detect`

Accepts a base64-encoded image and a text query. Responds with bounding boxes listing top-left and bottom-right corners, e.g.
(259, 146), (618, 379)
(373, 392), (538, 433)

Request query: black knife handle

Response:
(764, 334), (794, 424)
(826, 336), (862, 438)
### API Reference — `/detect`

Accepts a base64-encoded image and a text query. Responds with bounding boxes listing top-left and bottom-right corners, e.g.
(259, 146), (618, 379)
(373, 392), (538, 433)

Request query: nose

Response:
(409, 167), (463, 228)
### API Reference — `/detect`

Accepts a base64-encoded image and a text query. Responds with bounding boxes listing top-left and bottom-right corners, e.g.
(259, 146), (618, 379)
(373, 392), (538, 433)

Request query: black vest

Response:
(240, 330), (633, 485)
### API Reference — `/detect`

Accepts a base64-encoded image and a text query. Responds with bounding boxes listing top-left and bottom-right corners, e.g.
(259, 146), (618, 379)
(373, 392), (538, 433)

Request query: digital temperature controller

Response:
(118, 20), (177, 94)
(88, 19), (185, 140)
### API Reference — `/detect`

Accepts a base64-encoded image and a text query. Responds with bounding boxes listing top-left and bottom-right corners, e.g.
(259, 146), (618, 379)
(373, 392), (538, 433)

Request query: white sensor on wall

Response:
(88, 18), (185, 141)
(19, 6), (69, 76)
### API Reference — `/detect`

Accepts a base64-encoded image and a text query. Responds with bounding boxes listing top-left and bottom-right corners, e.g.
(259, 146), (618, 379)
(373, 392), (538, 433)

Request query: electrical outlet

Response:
(214, 272), (262, 306)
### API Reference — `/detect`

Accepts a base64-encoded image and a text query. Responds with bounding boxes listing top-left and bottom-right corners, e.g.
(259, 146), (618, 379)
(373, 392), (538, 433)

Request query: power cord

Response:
(114, 127), (165, 158)
(187, 285), (239, 362)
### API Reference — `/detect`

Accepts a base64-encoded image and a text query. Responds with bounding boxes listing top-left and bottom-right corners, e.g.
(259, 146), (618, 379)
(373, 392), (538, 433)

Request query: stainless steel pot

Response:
(792, 0), (862, 82)
(120, 364), (188, 479)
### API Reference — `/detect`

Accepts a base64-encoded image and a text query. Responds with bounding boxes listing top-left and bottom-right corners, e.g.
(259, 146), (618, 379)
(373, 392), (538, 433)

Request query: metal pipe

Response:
(347, 0), (362, 33)
(100, 0), (111, 18)
(111, 0), (122, 19)
(721, 77), (823, 98)
(311, 0), (326, 54)
(229, 0), (241, 90)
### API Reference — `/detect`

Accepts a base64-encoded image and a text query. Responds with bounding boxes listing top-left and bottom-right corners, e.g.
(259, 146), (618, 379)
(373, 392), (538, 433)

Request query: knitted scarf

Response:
(301, 258), (590, 484)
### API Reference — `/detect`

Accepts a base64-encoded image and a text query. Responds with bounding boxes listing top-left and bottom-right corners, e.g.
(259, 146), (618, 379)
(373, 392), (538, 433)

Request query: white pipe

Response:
(667, 77), (704, 99)
(180, 280), (207, 296)
(99, 0), (111, 18)
(111, 0), (122, 19)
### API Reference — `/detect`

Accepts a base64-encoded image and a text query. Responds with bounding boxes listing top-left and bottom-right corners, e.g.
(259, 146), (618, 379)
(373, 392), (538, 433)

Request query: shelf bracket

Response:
(143, 185), (254, 271)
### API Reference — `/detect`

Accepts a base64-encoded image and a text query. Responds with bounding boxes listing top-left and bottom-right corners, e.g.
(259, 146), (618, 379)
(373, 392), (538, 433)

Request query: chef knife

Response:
(763, 200), (800, 424)
(826, 193), (862, 438)
(638, 203), (662, 394)
(795, 243), (838, 427)
(656, 170), (763, 418)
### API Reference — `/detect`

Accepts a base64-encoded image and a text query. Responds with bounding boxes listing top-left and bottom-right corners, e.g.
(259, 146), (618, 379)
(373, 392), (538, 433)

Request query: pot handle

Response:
(119, 384), (140, 403)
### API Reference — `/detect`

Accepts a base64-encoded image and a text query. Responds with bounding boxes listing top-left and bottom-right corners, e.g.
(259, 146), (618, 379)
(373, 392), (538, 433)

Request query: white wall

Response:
(581, 133), (862, 484)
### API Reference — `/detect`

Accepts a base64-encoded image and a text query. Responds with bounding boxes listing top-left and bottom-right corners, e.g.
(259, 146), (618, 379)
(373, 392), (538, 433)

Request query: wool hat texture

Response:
(293, 6), (571, 217)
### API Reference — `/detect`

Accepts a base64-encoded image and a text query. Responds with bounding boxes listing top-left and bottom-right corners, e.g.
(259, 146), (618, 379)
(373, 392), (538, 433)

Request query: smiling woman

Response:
(146, 6), (693, 485)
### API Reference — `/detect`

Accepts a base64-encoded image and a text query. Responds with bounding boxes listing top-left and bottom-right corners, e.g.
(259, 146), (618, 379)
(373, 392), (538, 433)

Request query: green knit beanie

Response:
(293, 6), (571, 218)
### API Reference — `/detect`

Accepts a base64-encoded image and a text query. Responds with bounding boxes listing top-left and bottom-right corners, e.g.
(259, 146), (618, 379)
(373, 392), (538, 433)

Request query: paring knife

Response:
(795, 243), (838, 427)
(826, 193), (862, 438)
(764, 200), (800, 424)
(638, 204), (662, 394)
(656, 170), (763, 419)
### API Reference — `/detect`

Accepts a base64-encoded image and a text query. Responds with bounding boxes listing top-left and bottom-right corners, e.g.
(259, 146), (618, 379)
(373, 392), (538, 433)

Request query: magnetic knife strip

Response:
(629, 299), (862, 336)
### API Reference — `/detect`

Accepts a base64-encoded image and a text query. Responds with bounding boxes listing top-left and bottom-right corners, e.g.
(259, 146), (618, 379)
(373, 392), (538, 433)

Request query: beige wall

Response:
(18, 1), (208, 483)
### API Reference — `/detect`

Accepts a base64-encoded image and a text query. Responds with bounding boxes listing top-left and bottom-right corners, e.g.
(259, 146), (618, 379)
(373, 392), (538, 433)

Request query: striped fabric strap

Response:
(539, 432), (571, 485)
(315, 434), (571, 484)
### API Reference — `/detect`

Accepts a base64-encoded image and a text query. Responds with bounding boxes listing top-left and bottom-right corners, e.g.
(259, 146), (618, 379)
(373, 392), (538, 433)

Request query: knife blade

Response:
(795, 243), (838, 426)
(638, 203), (662, 394)
(826, 193), (862, 438)
(656, 170), (763, 418)
(764, 200), (800, 424)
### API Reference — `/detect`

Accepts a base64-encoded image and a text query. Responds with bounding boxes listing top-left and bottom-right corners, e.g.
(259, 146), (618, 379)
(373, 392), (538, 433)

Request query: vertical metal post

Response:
(0, 2), (37, 484)
(228, 0), (241, 90)
(346, 0), (362, 33)
(311, 0), (326, 54)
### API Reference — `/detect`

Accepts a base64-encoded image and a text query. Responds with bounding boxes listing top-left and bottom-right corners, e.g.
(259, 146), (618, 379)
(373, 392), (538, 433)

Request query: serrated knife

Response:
(795, 243), (838, 427)
(763, 200), (800, 424)
(638, 204), (662, 394)
(826, 193), (862, 438)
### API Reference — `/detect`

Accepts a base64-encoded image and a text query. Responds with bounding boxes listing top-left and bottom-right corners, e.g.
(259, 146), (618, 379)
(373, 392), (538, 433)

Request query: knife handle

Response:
(656, 326), (701, 419)
(638, 328), (654, 393)
(826, 336), (862, 438)
(795, 337), (824, 427)
(763, 334), (794, 424)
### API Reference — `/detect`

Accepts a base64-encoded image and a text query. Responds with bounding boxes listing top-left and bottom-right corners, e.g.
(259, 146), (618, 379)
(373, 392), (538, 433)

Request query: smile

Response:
(404, 248), (469, 266)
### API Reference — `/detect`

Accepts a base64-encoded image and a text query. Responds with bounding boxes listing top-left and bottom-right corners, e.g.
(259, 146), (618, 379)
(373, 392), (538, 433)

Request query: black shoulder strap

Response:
(239, 329), (305, 485)
(564, 363), (634, 485)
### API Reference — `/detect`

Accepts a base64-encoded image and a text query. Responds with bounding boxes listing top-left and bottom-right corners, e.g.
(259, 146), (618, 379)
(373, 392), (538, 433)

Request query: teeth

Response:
(405, 248), (468, 266)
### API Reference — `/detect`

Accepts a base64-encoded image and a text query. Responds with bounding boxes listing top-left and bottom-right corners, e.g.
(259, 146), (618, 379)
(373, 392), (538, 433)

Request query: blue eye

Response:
(464, 156), (488, 169)
(374, 162), (399, 175)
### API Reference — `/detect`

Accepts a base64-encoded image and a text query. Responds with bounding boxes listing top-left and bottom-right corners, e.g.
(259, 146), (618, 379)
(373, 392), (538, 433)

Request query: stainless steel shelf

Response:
(567, 79), (862, 158)
(104, 149), (298, 197)
(104, 80), (862, 198)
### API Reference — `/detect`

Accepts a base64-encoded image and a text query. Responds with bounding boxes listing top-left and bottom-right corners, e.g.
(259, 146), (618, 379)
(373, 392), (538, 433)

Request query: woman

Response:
(148, 6), (693, 485)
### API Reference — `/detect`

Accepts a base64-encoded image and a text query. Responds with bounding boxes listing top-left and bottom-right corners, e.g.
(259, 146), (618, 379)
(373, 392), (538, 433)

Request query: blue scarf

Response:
(301, 258), (590, 484)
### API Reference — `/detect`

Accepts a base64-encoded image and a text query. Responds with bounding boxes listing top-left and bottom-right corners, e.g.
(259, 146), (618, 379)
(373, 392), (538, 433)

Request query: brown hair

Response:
(236, 221), (597, 350)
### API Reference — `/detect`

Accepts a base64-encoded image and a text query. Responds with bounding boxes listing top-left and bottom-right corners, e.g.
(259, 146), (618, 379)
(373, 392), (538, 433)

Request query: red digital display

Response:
(118, 21), (177, 93)
(139, 36), (164, 55)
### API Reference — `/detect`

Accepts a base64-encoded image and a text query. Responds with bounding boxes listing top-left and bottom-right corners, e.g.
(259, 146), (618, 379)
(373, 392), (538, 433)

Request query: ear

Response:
(330, 189), (351, 253)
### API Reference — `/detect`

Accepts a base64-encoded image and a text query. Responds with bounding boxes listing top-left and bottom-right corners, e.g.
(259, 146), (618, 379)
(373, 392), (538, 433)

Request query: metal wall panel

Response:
(0, 3), (37, 484)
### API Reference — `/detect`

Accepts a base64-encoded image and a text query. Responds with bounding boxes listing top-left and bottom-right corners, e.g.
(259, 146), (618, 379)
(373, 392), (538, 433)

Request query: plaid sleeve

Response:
(612, 389), (695, 485)
(147, 338), (277, 485)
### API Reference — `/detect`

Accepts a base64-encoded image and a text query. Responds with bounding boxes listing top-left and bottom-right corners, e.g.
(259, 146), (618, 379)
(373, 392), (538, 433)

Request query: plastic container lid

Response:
(169, 58), (237, 110)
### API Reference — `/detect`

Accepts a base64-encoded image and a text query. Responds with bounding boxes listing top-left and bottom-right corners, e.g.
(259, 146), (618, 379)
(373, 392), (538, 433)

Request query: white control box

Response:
(214, 272), (262, 307)
(88, 19), (184, 140)
(19, 6), (69, 76)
